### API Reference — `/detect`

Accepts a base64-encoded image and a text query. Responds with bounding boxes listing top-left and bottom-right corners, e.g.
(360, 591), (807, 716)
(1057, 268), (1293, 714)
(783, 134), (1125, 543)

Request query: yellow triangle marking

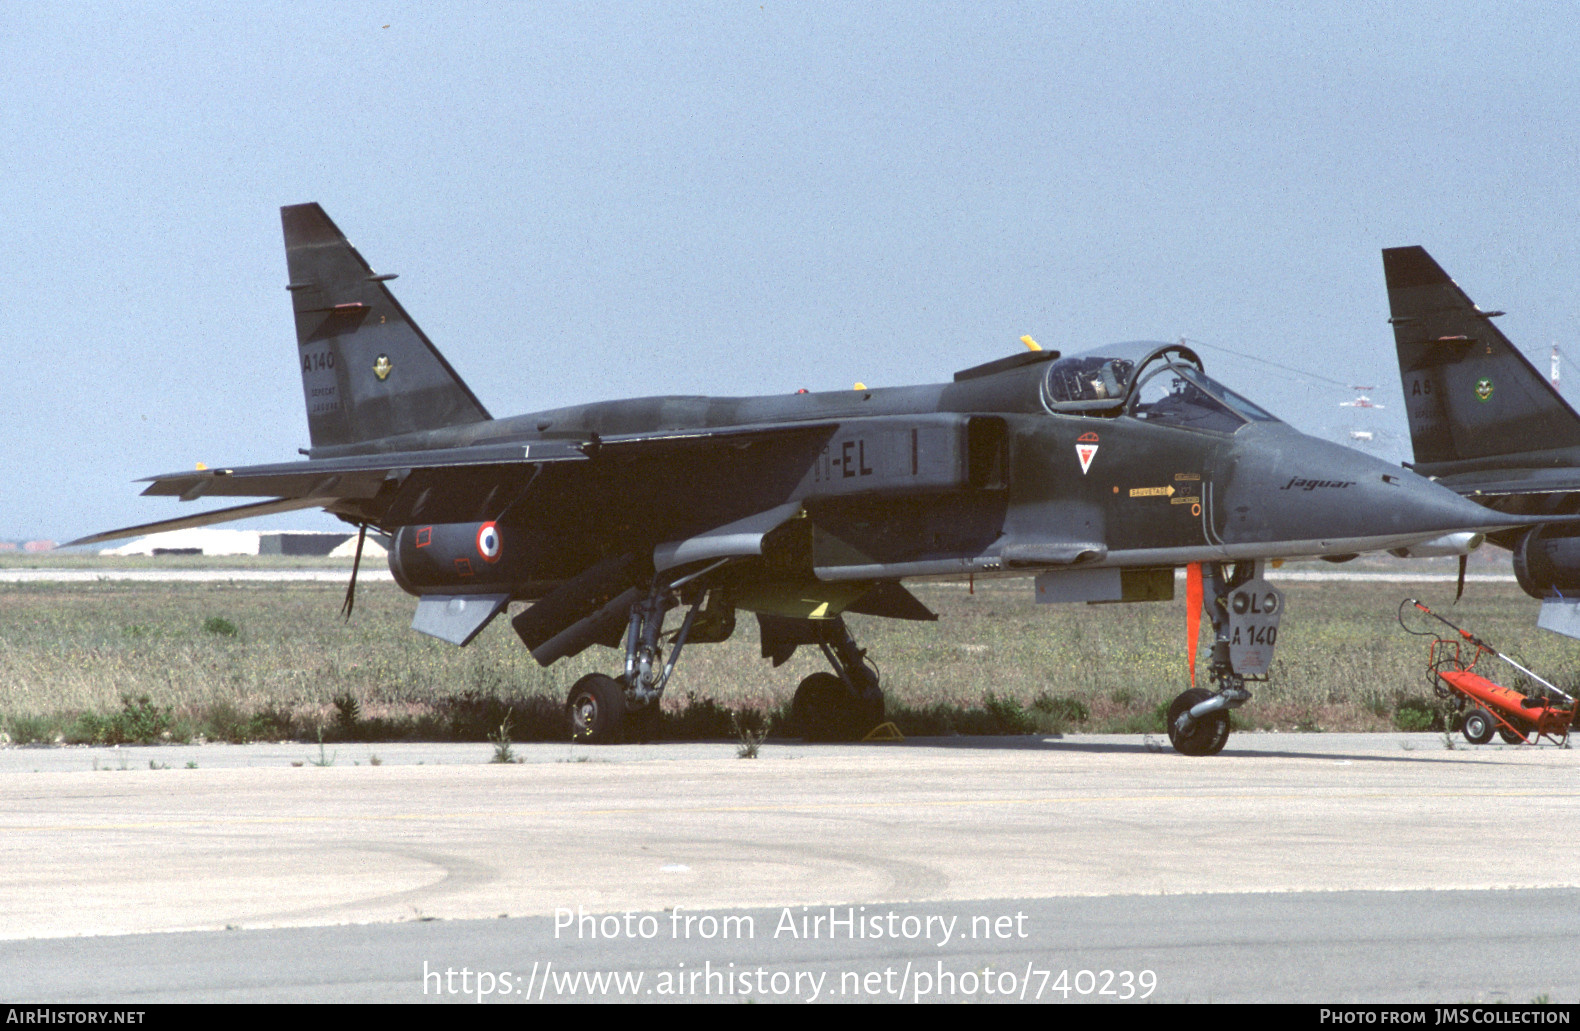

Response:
(862, 721), (905, 742)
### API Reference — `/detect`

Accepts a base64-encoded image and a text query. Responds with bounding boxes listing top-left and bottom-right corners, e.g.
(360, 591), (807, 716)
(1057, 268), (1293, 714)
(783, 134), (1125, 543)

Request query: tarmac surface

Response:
(1, 732), (1576, 1001)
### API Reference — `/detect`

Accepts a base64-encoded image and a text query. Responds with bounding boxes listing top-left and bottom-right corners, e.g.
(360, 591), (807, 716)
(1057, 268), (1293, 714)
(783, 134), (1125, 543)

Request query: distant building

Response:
(100, 529), (386, 558)
(0, 542), (16, 552)
(23, 540), (55, 553)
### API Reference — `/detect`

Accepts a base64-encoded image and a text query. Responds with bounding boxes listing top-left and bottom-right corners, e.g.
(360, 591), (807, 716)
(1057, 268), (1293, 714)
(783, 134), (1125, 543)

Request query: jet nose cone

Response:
(1221, 426), (1530, 556)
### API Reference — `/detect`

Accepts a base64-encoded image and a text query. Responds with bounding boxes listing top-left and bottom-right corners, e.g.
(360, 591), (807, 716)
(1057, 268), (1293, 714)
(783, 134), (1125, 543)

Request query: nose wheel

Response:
(1166, 687), (1231, 756)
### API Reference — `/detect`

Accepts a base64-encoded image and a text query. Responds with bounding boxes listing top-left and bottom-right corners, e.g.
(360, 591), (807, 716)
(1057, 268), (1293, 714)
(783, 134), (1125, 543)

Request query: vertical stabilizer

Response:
(283, 204), (491, 450)
(1384, 246), (1580, 466)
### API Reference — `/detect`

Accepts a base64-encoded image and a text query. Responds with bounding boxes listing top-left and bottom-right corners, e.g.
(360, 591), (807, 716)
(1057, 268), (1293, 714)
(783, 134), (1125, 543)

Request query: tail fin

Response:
(1384, 246), (1580, 467)
(283, 203), (491, 450)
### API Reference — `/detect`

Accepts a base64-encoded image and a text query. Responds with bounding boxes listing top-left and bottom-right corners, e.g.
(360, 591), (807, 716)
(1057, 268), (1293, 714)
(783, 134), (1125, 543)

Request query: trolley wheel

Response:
(1497, 725), (1528, 745)
(1462, 707), (1496, 745)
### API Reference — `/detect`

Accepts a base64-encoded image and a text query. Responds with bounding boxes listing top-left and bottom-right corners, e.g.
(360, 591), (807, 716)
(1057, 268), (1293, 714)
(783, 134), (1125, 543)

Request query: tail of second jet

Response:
(1384, 246), (1580, 469)
(283, 203), (491, 452)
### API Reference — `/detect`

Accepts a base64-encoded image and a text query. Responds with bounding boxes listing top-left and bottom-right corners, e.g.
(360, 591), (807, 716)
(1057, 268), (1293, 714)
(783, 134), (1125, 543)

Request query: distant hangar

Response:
(97, 528), (386, 558)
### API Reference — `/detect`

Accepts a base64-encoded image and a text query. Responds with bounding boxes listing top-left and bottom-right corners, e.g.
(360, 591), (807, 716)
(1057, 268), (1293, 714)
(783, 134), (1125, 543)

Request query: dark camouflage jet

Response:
(1384, 246), (1580, 606)
(74, 207), (1545, 755)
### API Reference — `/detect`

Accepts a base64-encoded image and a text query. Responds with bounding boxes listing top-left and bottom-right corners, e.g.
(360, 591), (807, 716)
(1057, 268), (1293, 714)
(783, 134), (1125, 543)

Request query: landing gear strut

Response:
(790, 616), (885, 741)
(1166, 561), (1281, 757)
(564, 569), (726, 744)
(560, 569), (887, 744)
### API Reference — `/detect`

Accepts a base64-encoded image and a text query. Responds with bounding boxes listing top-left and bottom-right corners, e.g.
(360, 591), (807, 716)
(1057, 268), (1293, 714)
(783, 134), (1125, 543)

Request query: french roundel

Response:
(476, 521), (502, 563)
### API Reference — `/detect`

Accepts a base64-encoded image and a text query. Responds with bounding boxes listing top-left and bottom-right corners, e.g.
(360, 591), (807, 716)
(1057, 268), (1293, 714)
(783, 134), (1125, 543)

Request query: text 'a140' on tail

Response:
(282, 203), (491, 454)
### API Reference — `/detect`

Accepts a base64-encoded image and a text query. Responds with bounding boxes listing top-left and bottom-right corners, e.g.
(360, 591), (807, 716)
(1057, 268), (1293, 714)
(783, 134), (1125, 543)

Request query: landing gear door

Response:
(1226, 578), (1284, 676)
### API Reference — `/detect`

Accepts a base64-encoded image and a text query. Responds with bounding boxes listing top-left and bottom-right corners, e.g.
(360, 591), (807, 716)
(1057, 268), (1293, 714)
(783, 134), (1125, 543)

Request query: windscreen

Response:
(1132, 363), (1279, 432)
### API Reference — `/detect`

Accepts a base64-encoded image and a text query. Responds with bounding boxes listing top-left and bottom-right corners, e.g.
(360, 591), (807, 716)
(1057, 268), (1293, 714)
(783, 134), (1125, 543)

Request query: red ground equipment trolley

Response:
(1399, 599), (1575, 746)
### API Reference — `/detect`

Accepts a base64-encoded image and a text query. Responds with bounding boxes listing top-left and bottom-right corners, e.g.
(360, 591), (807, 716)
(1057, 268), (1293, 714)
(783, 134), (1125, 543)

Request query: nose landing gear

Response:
(1166, 561), (1282, 757)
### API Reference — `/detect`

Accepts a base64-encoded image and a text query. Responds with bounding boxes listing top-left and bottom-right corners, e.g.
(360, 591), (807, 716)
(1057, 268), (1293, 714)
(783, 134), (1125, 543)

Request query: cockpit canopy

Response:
(1040, 341), (1278, 432)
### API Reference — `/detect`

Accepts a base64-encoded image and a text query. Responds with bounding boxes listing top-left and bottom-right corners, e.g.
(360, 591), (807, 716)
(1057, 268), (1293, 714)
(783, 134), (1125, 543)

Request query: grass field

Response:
(1, 570), (1573, 744)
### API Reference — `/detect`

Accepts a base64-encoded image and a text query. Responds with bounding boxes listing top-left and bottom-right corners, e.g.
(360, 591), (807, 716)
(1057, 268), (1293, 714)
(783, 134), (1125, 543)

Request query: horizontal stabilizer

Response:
(66, 497), (334, 547)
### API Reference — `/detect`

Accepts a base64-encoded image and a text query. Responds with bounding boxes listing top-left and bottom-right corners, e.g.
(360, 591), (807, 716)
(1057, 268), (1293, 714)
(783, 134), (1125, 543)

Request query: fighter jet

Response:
(73, 206), (1542, 756)
(1383, 246), (1580, 609)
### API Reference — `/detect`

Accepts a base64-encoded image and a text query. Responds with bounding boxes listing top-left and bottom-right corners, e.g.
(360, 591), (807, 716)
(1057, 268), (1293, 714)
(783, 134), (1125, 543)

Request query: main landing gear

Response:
(564, 579), (887, 744)
(566, 578), (726, 745)
(1166, 561), (1282, 757)
(788, 617), (884, 742)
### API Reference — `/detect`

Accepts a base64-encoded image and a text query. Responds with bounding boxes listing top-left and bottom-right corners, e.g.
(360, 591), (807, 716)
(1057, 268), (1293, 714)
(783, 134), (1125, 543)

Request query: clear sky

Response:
(4, 1), (1578, 542)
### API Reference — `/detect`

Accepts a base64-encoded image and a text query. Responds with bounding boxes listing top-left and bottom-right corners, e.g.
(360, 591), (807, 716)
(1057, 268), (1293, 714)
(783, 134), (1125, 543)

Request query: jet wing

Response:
(72, 439), (591, 546)
(76, 421), (844, 546)
(137, 420), (844, 502)
(136, 439), (591, 502)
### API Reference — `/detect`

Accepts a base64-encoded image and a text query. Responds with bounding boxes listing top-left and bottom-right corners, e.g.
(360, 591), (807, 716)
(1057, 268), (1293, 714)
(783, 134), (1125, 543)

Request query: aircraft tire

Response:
(1462, 708), (1496, 745)
(567, 673), (627, 744)
(1166, 688), (1230, 757)
(794, 672), (869, 742)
